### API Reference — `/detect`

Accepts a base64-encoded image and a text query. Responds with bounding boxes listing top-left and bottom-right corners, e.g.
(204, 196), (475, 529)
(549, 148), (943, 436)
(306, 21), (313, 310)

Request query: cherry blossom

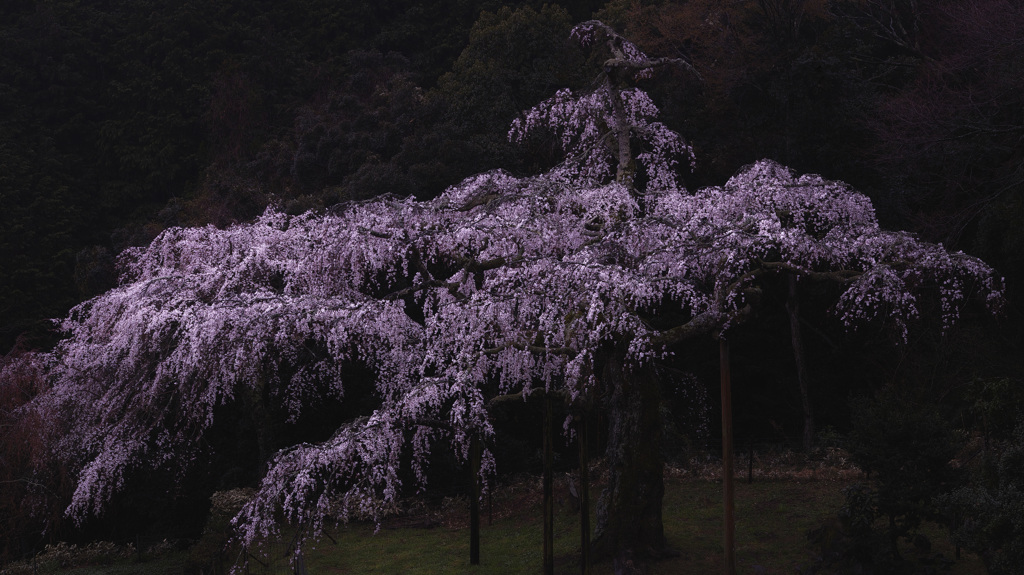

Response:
(23, 155), (1001, 551)
(11, 21), (1003, 567)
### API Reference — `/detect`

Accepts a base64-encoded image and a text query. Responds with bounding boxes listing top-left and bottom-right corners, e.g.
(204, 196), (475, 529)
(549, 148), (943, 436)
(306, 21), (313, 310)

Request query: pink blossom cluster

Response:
(570, 20), (655, 79)
(509, 87), (693, 190)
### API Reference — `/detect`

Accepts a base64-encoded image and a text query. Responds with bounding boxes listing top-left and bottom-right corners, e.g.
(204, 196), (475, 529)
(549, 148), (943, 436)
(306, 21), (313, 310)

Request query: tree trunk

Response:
(578, 407), (592, 575)
(543, 393), (554, 575)
(786, 274), (814, 452)
(607, 82), (636, 189)
(592, 342), (667, 571)
(721, 338), (735, 575)
(470, 436), (481, 565)
(249, 374), (276, 478)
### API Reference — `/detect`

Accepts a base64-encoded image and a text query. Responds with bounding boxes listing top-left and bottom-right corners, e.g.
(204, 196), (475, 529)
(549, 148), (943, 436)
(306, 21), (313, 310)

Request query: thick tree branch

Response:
(486, 388), (568, 409)
(409, 418), (454, 431)
(603, 56), (702, 81)
(649, 304), (754, 348)
(758, 261), (861, 283)
(482, 342), (577, 358)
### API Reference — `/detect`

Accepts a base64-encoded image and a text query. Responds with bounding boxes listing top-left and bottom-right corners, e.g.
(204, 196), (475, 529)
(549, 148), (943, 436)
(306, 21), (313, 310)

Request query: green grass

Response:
(234, 477), (988, 574)
(8, 477), (987, 575)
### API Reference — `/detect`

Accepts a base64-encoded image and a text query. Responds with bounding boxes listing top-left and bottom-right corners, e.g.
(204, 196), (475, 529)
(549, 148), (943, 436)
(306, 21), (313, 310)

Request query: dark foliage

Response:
(847, 390), (963, 550)
(809, 389), (964, 573)
(943, 425), (1024, 575)
(1, 0), (1023, 566)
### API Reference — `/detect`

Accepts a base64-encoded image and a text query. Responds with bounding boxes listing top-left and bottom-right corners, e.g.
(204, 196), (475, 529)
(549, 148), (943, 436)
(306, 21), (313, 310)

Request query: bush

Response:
(846, 389), (963, 558)
(808, 389), (963, 573)
(0, 541), (134, 574)
(942, 425), (1024, 575)
(967, 378), (1024, 442)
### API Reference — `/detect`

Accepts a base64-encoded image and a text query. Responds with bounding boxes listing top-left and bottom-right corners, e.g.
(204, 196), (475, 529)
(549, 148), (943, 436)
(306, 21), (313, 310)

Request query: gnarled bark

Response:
(593, 342), (667, 571)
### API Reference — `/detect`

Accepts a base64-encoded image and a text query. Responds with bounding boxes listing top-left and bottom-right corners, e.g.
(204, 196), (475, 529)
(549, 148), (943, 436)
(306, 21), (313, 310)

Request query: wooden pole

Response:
(578, 408), (591, 575)
(787, 274), (815, 452)
(748, 439), (753, 484)
(543, 393), (554, 575)
(721, 338), (736, 575)
(470, 435), (481, 565)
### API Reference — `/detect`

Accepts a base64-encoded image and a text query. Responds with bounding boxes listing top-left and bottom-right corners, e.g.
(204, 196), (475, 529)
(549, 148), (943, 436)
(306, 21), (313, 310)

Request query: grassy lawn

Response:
(301, 479), (850, 574)
(299, 478), (983, 574)
(7, 470), (986, 574)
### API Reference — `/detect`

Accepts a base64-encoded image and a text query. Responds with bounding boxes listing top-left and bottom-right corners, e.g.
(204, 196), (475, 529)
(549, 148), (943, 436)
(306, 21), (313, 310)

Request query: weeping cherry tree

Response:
(13, 20), (1003, 571)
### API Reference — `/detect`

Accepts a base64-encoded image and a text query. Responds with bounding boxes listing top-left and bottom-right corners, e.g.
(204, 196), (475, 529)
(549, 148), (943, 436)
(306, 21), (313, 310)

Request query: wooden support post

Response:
(543, 392), (554, 575)
(748, 440), (753, 484)
(721, 338), (736, 575)
(470, 435), (482, 565)
(578, 408), (591, 575)
(788, 273), (815, 452)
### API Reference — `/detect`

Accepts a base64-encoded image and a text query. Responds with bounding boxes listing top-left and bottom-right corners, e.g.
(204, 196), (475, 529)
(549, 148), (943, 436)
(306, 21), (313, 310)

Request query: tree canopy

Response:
(2, 10), (1013, 571)
(12, 22), (1003, 566)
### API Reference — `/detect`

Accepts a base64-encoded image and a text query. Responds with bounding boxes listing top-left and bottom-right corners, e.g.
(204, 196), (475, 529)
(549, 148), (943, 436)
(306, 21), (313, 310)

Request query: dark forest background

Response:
(2, 0), (1023, 566)
(4, 0), (1024, 352)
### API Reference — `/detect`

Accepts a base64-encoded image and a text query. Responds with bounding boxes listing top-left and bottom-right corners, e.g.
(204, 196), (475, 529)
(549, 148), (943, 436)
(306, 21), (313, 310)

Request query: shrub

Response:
(808, 389), (963, 573)
(942, 425), (1024, 575)
(845, 389), (963, 559)
(967, 377), (1024, 442)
